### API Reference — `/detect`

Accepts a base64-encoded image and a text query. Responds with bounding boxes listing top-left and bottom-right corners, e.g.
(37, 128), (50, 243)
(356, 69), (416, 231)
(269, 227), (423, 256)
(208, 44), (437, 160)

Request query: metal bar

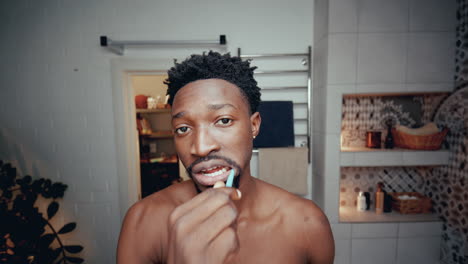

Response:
(307, 45), (312, 163)
(240, 53), (308, 58)
(254, 70), (308, 74)
(261, 86), (307, 90)
(100, 35), (226, 55)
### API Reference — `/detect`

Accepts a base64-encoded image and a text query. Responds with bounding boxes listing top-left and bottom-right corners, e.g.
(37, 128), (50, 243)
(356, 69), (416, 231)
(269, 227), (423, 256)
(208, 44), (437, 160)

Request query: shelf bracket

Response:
(100, 35), (227, 55)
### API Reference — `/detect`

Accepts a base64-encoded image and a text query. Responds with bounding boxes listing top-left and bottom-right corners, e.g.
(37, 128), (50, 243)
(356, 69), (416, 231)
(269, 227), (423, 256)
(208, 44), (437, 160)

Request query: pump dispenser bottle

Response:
(357, 192), (366, 212)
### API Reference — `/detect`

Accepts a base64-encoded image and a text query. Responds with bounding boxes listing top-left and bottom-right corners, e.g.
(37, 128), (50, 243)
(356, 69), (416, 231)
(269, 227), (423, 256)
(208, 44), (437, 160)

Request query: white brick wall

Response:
(0, 0), (313, 262)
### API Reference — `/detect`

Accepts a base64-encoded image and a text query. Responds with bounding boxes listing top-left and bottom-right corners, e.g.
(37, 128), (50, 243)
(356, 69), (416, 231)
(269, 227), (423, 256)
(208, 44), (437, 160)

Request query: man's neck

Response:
(234, 174), (261, 219)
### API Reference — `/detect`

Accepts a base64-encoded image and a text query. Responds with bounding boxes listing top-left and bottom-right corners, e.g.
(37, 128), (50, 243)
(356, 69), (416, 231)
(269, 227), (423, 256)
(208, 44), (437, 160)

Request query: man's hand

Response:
(167, 182), (242, 264)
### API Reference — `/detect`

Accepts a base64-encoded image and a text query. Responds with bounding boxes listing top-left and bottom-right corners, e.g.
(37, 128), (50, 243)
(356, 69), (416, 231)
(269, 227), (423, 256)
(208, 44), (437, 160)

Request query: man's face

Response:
(171, 78), (260, 192)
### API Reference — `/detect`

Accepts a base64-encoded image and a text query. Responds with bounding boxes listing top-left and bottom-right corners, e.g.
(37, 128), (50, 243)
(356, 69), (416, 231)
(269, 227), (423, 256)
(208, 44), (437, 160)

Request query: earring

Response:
(253, 135), (256, 139)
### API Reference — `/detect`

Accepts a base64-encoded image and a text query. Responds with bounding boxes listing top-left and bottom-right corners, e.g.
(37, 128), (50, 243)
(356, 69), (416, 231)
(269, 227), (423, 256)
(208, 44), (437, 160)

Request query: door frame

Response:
(111, 58), (175, 222)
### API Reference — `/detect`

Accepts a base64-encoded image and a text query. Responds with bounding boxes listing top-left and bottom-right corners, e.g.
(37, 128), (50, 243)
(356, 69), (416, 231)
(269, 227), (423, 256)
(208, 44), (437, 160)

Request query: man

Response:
(117, 51), (335, 264)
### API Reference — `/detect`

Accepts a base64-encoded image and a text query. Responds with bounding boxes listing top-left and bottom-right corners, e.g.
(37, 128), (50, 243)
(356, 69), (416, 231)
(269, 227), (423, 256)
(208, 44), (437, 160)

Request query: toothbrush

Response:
(225, 169), (235, 188)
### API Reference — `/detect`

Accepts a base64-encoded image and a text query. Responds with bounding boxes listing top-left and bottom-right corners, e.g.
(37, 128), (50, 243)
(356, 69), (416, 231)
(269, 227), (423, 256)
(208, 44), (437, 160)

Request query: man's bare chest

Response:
(230, 225), (305, 264)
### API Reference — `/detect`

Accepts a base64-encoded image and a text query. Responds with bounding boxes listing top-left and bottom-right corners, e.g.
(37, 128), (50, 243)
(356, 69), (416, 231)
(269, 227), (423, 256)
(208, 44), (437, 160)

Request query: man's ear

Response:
(250, 112), (261, 138)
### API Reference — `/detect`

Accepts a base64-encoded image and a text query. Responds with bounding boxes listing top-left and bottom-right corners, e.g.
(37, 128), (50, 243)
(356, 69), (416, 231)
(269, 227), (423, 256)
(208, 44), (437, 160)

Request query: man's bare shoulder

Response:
(254, 178), (327, 224)
(254, 179), (335, 263)
(125, 180), (196, 223)
(117, 181), (197, 263)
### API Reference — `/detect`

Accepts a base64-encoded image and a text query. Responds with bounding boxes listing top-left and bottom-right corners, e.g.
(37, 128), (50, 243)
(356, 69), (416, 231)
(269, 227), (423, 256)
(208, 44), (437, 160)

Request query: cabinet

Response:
(137, 108), (181, 197)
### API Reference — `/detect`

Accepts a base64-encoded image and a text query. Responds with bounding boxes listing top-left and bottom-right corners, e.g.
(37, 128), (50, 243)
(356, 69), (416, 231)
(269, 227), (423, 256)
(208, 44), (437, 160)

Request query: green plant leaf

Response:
(39, 233), (55, 247)
(47, 201), (59, 220)
(64, 245), (83, 253)
(58, 222), (76, 234)
(65, 256), (84, 263)
(51, 248), (62, 261)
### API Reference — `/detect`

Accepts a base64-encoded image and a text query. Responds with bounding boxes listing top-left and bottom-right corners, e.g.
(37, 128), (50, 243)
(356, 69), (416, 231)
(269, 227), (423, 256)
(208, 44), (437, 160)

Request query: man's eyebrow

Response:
(172, 104), (237, 120)
(207, 103), (237, 110)
(172, 111), (185, 119)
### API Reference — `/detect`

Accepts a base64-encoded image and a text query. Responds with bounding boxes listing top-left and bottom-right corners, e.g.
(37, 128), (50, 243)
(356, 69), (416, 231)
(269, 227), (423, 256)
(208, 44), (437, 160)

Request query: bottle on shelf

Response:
(384, 119), (394, 149)
(375, 182), (384, 214)
(357, 191), (366, 212)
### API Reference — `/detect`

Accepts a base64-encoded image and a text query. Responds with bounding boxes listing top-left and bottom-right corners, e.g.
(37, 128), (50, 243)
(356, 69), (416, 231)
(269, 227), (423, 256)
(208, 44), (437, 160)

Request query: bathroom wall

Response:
(313, 0), (457, 263)
(0, 0), (313, 262)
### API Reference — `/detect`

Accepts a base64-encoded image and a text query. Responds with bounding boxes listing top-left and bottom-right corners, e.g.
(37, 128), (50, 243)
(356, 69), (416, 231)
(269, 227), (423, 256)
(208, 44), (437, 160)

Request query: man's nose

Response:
(190, 127), (220, 157)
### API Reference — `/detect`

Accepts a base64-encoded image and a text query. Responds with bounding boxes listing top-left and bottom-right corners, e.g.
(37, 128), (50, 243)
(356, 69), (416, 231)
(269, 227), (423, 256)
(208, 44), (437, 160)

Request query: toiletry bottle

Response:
(384, 120), (394, 149)
(357, 192), (366, 211)
(364, 192), (371, 210)
(375, 183), (384, 214)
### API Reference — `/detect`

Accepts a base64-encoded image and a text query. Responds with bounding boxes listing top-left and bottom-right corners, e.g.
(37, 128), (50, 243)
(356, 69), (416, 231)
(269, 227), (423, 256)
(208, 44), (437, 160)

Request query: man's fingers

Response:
(213, 181), (225, 188)
(169, 187), (241, 234)
(213, 181), (242, 200)
(197, 203), (238, 244)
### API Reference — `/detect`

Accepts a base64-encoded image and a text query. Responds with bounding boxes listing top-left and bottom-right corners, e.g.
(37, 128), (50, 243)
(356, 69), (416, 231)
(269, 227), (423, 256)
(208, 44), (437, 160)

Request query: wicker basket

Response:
(392, 127), (448, 150)
(389, 192), (432, 214)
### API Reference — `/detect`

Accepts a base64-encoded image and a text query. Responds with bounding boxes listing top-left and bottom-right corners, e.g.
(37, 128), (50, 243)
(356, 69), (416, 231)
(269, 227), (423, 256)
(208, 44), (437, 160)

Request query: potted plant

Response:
(0, 160), (84, 263)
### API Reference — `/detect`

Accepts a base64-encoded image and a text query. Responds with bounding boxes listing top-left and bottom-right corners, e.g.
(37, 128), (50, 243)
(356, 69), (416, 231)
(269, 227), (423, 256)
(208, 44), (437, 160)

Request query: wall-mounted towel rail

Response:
(238, 47), (312, 163)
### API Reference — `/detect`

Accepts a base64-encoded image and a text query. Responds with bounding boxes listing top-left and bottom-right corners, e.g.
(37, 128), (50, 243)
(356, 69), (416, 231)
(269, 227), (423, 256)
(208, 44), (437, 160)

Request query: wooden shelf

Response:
(340, 147), (449, 167)
(339, 206), (440, 223)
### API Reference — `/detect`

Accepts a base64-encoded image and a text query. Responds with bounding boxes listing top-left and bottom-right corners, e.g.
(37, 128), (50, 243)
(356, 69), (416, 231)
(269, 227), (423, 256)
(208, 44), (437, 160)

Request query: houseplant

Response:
(0, 161), (84, 263)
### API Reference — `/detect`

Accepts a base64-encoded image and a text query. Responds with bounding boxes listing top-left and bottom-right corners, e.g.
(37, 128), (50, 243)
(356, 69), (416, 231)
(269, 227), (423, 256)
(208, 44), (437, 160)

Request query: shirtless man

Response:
(117, 51), (335, 264)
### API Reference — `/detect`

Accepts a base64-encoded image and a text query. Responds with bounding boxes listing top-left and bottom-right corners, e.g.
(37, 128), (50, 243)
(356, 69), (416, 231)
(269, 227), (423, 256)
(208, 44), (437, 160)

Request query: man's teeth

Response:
(202, 167), (229, 177)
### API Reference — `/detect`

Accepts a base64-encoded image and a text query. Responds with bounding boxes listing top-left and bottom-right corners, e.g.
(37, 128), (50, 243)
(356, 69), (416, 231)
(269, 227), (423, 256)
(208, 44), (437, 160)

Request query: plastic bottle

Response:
(375, 183), (384, 214)
(357, 192), (366, 212)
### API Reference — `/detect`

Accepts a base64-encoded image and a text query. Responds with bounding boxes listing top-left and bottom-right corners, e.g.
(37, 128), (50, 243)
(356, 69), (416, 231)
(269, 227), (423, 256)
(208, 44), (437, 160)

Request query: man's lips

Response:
(192, 165), (233, 186)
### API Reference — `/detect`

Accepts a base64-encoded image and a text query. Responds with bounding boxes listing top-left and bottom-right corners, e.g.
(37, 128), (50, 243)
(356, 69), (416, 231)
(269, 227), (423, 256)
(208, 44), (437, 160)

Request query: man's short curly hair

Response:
(165, 51), (261, 113)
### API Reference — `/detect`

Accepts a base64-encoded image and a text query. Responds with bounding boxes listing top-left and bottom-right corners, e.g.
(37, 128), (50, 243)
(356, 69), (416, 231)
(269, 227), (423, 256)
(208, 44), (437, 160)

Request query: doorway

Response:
(132, 74), (188, 198)
(111, 58), (184, 222)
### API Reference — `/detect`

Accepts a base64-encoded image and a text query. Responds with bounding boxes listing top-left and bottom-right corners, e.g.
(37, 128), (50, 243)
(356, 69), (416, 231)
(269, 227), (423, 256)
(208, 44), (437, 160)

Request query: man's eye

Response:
(216, 118), (232, 126)
(175, 126), (190, 135)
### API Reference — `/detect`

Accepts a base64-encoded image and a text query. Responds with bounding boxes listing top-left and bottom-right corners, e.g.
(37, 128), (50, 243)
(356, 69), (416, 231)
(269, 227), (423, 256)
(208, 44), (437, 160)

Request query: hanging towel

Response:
(253, 101), (295, 148)
(258, 147), (308, 196)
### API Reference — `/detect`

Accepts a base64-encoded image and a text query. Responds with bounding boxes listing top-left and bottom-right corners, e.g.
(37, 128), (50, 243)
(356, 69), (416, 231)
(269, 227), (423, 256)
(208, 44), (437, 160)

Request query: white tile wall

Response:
(357, 33), (408, 84)
(314, 0), (330, 42)
(335, 238), (352, 264)
(328, 34), (358, 84)
(313, 85), (327, 134)
(407, 32), (455, 83)
(357, 0), (409, 33)
(331, 223), (352, 238)
(352, 223), (399, 238)
(352, 238), (397, 264)
(329, 0), (358, 33)
(313, 37), (329, 89)
(397, 237), (441, 264)
(398, 222), (443, 237)
(409, 0), (456, 32)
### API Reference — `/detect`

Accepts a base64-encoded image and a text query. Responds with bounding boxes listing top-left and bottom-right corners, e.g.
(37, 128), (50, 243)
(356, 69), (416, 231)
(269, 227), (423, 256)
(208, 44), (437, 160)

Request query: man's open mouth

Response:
(193, 165), (233, 186)
(199, 166), (231, 177)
